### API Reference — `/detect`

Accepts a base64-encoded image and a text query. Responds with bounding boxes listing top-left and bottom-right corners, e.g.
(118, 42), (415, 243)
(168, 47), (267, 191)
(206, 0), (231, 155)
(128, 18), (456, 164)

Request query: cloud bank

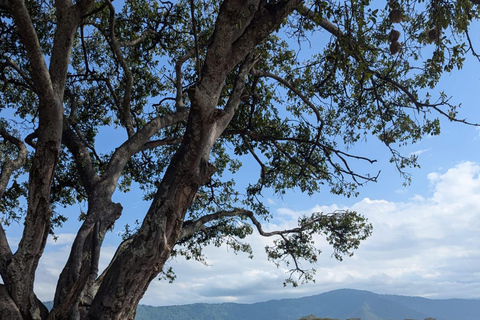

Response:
(33, 162), (480, 306)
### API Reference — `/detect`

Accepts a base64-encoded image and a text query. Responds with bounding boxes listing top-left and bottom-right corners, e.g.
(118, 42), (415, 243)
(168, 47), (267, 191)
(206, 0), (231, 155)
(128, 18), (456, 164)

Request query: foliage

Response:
(0, 0), (479, 319)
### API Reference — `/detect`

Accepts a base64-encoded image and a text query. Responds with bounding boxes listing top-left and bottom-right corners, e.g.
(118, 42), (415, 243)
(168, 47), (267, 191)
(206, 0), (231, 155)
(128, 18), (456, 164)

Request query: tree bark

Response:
(0, 284), (22, 320)
(86, 97), (218, 319)
(2, 1), (93, 319)
(83, 1), (301, 318)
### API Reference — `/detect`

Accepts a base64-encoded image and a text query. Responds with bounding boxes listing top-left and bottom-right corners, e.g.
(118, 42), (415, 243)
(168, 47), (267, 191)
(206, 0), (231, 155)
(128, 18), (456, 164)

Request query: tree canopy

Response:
(0, 0), (479, 319)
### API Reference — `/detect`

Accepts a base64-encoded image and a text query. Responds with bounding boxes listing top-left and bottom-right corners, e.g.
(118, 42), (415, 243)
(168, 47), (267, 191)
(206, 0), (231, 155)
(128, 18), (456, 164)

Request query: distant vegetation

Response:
(297, 316), (437, 320)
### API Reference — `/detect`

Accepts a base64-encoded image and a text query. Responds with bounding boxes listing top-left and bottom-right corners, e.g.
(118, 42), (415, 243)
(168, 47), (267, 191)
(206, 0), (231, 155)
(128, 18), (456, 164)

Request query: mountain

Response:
(134, 289), (480, 320)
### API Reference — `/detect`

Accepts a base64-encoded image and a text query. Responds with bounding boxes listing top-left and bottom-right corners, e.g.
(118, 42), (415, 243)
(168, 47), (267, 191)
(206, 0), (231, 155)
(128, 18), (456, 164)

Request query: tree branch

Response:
(118, 29), (156, 47)
(1, 57), (35, 90)
(296, 4), (341, 37)
(251, 68), (323, 126)
(62, 117), (100, 193)
(298, 4), (479, 127)
(0, 225), (13, 286)
(219, 53), (259, 128)
(137, 138), (183, 152)
(0, 284), (22, 319)
(174, 50), (195, 110)
(181, 208), (333, 240)
(0, 128), (27, 199)
(102, 109), (189, 187)
(8, 0), (54, 98)
(106, 0), (135, 137)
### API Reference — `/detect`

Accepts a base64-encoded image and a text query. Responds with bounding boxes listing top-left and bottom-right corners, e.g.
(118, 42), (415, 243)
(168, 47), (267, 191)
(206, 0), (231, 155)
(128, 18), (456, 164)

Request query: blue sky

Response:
(3, 7), (480, 308)
(23, 50), (480, 306)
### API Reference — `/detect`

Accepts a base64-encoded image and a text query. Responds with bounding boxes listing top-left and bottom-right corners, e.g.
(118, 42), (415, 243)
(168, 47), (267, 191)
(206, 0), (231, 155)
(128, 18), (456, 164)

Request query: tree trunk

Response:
(86, 93), (219, 319)
(49, 196), (123, 320)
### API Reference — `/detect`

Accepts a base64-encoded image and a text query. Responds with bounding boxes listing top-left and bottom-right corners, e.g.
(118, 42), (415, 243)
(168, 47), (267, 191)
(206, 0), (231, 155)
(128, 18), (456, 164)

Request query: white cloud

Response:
(28, 162), (480, 306)
(409, 148), (431, 157)
(140, 162), (480, 305)
(34, 243), (118, 303)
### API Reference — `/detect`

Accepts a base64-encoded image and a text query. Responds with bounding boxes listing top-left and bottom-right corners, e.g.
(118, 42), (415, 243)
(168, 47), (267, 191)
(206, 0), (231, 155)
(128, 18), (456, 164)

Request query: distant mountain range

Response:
(134, 288), (480, 320)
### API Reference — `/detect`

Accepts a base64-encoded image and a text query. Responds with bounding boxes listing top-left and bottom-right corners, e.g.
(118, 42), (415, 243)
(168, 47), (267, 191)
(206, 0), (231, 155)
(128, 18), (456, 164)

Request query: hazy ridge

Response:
(134, 289), (480, 320)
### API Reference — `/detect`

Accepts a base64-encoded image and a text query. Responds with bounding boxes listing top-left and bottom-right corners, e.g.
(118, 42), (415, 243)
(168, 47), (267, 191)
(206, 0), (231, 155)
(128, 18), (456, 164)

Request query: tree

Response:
(0, 0), (478, 319)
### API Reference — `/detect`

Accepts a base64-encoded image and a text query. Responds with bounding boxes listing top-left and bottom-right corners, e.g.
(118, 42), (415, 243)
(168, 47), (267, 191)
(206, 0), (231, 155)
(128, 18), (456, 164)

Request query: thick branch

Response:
(0, 284), (22, 320)
(0, 225), (12, 286)
(0, 128), (27, 199)
(296, 4), (341, 37)
(174, 50), (195, 110)
(102, 109), (189, 187)
(8, 0), (54, 97)
(201, 0), (301, 94)
(62, 117), (100, 193)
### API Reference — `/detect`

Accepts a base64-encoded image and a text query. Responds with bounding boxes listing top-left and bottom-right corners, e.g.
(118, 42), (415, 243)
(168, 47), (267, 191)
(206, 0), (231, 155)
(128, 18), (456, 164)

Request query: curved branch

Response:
(62, 117), (100, 193)
(298, 4), (479, 127)
(102, 109), (189, 187)
(0, 128), (27, 199)
(1, 57), (35, 90)
(118, 29), (156, 47)
(251, 68), (323, 126)
(174, 50), (195, 110)
(106, 0), (135, 137)
(181, 208), (335, 240)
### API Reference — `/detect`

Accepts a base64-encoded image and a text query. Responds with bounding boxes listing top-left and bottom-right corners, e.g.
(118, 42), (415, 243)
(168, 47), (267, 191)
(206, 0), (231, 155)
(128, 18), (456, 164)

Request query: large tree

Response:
(0, 0), (478, 319)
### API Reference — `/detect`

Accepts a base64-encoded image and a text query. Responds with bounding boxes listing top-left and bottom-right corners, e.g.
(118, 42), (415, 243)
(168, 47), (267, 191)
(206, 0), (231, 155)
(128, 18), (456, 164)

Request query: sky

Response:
(3, 5), (480, 308)
(23, 51), (480, 306)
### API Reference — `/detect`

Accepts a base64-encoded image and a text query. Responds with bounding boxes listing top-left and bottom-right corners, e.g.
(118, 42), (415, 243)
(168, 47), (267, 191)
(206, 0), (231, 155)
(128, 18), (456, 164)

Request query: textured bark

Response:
(0, 284), (22, 320)
(48, 110), (190, 320)
(1, 1), (300, 319)
(49, 197), (123, 320)
(2, 1), (93, 319)
(86, 107), (219, 319)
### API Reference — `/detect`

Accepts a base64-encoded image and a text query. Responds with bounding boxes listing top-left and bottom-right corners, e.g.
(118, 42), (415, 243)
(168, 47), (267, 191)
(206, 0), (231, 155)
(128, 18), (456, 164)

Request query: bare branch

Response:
(466, 29), (480, 63)
(374, 72), (479, 126)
